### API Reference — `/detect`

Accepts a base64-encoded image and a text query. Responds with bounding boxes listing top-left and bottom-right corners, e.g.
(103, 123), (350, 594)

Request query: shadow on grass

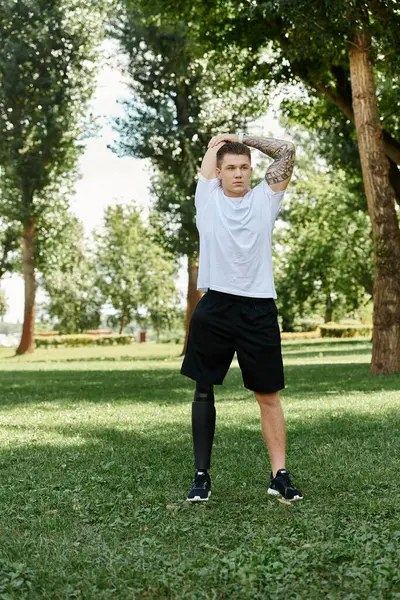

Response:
(2, 353), (182, 364)
(0, 364), (394, 409)
(282, 347), (372, 360)
(1, 406), (399, 505)
(0, 361), (399, 410)
(281, 339), (371, 351)
(0, 339), (371, 365)
(0, 403), (399, 599)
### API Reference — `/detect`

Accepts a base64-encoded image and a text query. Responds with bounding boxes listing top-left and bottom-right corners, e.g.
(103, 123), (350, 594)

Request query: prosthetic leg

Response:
(187, 382), (215, 501)
(192, 381), (216, 470)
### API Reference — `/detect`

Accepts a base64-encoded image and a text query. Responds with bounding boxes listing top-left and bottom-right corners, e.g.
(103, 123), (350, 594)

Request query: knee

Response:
(254, 391), (280, 407)
(194, 382), (215, 403)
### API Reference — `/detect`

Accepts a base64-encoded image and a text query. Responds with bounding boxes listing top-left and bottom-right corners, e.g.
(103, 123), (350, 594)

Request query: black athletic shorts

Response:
(180, 289), (284, 393)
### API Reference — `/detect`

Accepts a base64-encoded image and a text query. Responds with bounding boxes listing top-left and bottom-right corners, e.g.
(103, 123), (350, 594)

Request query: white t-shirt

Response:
(195, 174), (285, 298)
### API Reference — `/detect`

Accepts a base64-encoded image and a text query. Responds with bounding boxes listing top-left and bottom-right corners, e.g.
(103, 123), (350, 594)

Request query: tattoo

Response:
(243, 135), (295, 185)
(265, 148), (296, 185)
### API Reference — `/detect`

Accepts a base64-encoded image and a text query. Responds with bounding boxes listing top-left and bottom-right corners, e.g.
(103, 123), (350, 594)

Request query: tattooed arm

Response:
(243, 136), (295, 192)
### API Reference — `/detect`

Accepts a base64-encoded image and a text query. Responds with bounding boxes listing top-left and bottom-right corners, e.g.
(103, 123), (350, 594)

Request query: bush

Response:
(320, 324), (372, 338)
(291, 318), (321, 332)
(281, 330), (321, 340)
(158, 329), (185, 344)
(35, 331), (60, 337)
(35, 334), (135, 348)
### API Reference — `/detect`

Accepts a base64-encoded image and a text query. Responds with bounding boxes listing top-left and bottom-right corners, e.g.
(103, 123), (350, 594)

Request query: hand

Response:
(207, 133), (238, 148)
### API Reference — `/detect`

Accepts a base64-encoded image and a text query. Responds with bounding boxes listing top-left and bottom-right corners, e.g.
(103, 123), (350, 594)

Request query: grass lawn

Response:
(0, 339), (399, 599)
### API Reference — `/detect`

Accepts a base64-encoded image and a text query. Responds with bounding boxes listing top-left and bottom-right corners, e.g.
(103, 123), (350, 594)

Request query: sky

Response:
(2, 42), (285, 324)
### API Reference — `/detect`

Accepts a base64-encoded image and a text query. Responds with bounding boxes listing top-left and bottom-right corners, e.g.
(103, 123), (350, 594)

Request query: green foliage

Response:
(280, 98), (365, 201)
(111, 4), (267, 258)
(0, 216), (20, 279)
(273, 144), (373, 331)
(156, 0), (400, 177)
(0, 287), (7, 320)
(34, 334), (135, 348)
(39, 216), (102, 334)
(0, 558), (34, 599)
(94, 203), (181, 337)
(0, 0), (107, 349)
(320, 324), (373, 338)
(0, 0), (105, 219)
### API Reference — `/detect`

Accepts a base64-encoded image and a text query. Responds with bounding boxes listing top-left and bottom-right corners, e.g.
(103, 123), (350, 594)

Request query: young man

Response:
(180, 132), (303, 502)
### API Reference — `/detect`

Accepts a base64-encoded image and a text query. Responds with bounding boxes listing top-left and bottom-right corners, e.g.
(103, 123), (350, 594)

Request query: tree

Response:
(40, 216), (102, 334)
(348, 16), (400, 372)
(159, 0), (400, 175)
(94, 203), (181, 336)
(0, 288), (7, 321)
(157, 0), (400, 373)
(0, 217), (20, 280)
(0, 0), (105, 353)
(110, 2), (266, 351)
(273, 150), (373, 331)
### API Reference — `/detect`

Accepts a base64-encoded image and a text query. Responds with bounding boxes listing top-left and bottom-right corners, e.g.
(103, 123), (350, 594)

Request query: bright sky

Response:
(2, 42), (285, 324)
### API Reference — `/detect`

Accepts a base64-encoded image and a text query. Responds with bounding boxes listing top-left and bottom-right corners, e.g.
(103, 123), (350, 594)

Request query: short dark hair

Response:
(216, 142), (251, 168)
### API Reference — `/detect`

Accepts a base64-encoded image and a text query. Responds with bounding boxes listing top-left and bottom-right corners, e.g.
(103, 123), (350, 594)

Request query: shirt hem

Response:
(198, 283), (277, 299)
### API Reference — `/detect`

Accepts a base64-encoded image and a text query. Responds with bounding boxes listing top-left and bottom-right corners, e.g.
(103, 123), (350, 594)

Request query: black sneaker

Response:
(268, 469), (303, 501)
(186, 471), (211, 502)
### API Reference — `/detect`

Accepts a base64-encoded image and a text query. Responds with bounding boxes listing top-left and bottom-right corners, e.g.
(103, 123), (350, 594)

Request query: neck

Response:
(224, 191), (243, 198)
(223, 187), (249, 198)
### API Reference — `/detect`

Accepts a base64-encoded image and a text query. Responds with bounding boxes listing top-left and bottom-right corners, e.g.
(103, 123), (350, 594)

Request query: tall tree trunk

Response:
(119, 309), (126, 335)
(16, 220), (36, 355)
(181, 251), (202, 356)
(324, 293), (333, 323)
(348, 24), (400, 374)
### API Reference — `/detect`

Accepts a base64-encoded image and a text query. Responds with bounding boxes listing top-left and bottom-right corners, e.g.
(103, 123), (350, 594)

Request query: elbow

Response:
(286, 141), (295, 158)
(278, 141), (295, 157)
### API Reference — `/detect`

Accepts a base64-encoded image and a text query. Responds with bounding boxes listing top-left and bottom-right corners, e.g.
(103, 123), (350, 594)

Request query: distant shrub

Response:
(35, 331), (60, 337)
(85, 329), (113, 335)
(281, 330), (321, 340)
(291, 319), (321, 333)
(320, 324), (372, 338)
(159, 330), (184, 344)
(35, 334), (135, 348)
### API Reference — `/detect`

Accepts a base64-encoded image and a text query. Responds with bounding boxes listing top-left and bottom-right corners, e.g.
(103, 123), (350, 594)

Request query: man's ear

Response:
(216, 167), (222, 179)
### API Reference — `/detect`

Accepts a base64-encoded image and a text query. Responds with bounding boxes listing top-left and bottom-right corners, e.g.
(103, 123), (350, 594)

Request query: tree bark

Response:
(16, 220), (36, 355)
(181, 251), (202, 356)
(278, 32), (400, 169)
(348, 25), (400, 374)
(119, 310), (126, 335)
(324, 293), (333, 323)
(308, 73), (400, 167)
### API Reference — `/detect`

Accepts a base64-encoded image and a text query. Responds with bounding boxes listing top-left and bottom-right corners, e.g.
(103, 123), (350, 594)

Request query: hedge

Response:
(34, 334), (135, 348)
(320, 325), (372, 338)
(36, 331), (60, 337)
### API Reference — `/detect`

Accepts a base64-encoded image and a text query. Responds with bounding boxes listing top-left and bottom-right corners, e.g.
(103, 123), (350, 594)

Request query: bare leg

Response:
(253, 391), (286, 478)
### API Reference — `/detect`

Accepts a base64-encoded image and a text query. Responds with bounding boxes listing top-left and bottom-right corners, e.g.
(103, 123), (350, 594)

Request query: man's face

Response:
(216, 153), (253, 197)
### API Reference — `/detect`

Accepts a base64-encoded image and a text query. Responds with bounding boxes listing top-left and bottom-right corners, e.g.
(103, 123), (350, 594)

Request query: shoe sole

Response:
(187, 491), (211, 502)
(267, 488), (303, 502)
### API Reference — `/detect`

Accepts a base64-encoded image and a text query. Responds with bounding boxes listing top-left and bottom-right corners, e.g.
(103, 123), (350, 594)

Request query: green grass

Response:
(0, 339), (399, 599)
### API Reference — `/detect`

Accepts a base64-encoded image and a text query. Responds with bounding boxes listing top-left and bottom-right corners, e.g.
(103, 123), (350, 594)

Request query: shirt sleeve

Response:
(195, 174), (220, 227)
(195, 174), (220, 207)
(259, 180), (285, 223)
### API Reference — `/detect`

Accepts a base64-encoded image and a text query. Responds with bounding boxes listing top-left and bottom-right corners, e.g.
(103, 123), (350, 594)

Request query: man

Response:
(180, 132), (303, 503)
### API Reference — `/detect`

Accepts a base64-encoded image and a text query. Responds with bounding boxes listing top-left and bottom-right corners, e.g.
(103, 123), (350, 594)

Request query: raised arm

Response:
(200, 141), (226, 179)
(242, 135), (296, 192)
